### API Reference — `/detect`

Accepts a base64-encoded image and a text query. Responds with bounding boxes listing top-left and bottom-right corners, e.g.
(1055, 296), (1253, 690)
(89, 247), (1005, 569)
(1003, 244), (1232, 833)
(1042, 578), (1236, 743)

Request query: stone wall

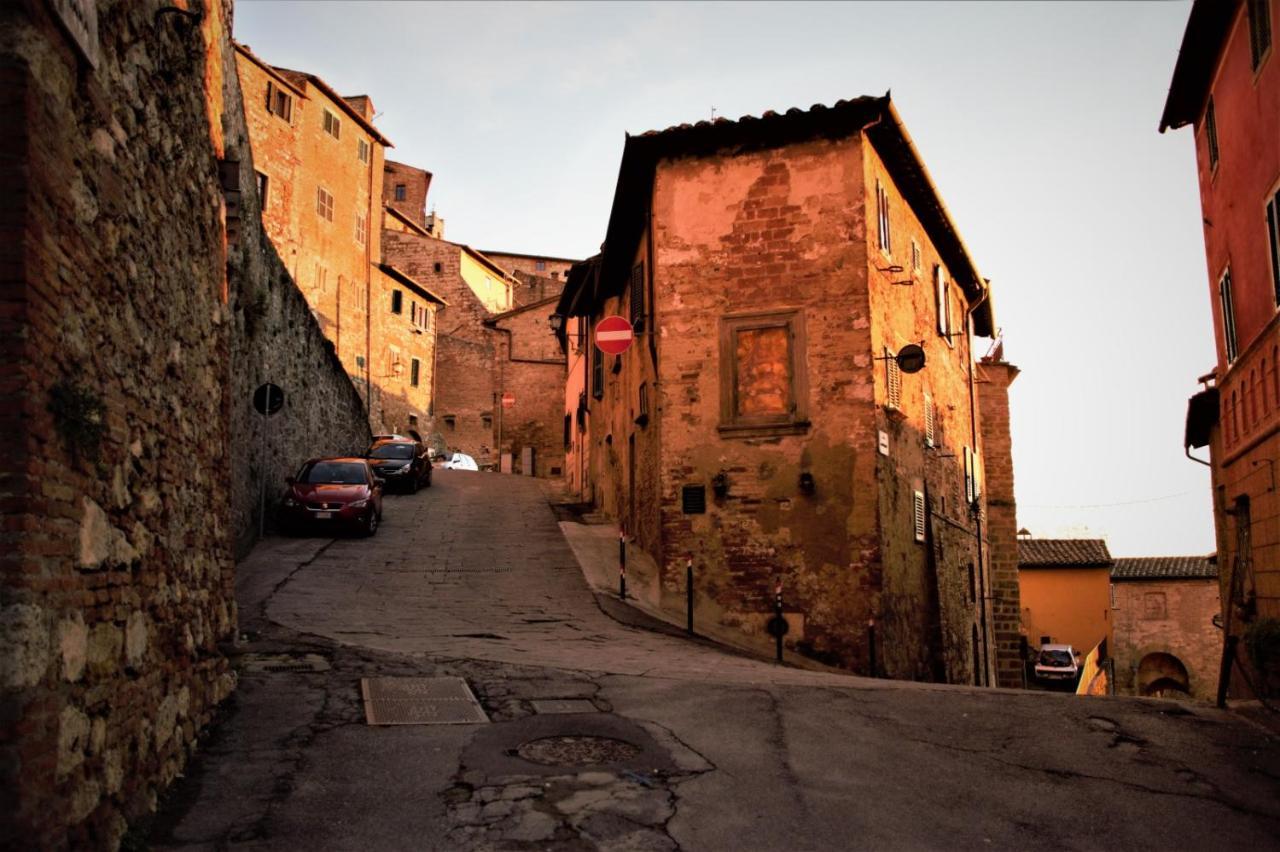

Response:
(977, 358), (1023, 688)
(1113, 579), (1222, 701)
(0, 1), (374, 845)
(491, 299), (567, 477)
(382, 159), (431, 230)
(0, 1), (237, 844)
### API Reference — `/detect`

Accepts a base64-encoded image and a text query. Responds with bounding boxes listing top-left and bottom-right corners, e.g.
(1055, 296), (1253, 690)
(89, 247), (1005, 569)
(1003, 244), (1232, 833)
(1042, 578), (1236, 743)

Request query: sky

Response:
(236, 1), (1217, 557)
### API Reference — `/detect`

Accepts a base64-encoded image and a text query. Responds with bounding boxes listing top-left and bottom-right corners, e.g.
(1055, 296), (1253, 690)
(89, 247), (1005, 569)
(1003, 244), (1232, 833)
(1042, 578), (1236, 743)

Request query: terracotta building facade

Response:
(1165, 0), (1280, 701)
(559, 97), (1020, 682)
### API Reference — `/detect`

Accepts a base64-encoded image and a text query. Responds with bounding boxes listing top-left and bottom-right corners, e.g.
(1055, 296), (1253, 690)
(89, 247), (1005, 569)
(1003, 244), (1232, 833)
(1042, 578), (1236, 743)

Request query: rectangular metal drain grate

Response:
(361, 677), (489, 726)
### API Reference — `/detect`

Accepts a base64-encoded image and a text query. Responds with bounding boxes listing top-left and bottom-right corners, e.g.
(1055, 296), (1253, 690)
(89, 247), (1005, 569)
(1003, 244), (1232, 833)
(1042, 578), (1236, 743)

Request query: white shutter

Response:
(963, 446), (975, 503)
(935, 266), (947, 336)
(913, 491), (926, 542)
(924, 393), (935, 447)
(885, 348), (901, 410)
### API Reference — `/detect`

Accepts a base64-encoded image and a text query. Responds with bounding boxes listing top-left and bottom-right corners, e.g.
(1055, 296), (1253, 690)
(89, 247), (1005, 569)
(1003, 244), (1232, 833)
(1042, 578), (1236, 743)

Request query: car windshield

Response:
(1038, 650), (1074, 667)
(299, 461), (367, 485)
(369, 444), (414, 460)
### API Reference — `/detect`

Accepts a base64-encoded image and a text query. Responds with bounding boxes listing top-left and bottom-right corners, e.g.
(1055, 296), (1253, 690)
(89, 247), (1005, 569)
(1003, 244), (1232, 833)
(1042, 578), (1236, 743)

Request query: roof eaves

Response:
(1159, 0), (1240, 132)
(460, 245), (519, 283)
(384, 204), (431, 237)
(378, 263), (447, 305)
(488, 294), (563, 323)
(234, 42), (308, 100)
(273, 65), (394, 147)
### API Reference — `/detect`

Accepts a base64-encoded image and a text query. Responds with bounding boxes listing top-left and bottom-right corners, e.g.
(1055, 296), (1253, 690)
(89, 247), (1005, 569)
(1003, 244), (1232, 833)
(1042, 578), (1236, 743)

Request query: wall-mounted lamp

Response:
(799, 472), (815, 495)
(548, 313), (565, 333)
(711, 471), (729, 499)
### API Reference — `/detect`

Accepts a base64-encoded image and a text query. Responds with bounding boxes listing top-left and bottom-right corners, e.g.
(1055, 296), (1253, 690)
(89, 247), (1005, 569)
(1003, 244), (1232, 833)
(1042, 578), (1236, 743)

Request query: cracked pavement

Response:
(146, 470), (1280, 850)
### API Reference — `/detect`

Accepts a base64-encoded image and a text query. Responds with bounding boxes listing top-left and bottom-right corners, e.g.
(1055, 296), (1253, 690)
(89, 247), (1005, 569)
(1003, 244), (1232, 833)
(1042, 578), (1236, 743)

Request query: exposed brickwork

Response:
(1, 2), (235, 844)
(977, 359), (1023, 688)
(481, 251), (577, 284)
(572, 111), (1009, 682)
(1112, 577), (1223, 700)
(382, 159), (431, 231)
(490, 298), (568, 477)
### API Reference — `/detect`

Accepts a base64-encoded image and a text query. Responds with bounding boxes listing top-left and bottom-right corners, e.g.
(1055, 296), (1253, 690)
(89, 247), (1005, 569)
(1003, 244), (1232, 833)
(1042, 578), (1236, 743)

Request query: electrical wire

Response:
(1021, 490), (1195, 509)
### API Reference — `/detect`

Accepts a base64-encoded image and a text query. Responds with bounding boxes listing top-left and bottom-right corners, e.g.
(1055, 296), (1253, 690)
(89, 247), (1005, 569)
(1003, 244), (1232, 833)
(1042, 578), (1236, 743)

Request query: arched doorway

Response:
(1137, 652), (1190, 698)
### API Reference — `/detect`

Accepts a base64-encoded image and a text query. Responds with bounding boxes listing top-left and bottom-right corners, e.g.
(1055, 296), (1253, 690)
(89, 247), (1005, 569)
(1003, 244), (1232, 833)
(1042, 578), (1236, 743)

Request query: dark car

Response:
(278, 457), (383, 536)
(365, 437), (432, 492)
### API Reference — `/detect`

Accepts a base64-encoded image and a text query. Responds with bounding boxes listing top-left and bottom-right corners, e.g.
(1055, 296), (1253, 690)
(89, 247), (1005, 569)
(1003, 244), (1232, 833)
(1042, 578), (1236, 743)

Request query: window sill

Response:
(884, 405), (907, 422)
(717, 420), (810, 439)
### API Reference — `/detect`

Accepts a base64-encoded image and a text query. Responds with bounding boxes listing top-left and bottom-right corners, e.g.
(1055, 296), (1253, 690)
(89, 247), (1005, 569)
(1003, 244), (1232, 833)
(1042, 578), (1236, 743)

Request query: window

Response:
(1142, 592), (1168, 621)
(394, 183), (407, 201)
(935, 265), (953, 345)
(443, 415), (455, 431)
(433, 262), (443, 274)
(1266, 188), (1280, 306)
(564, 413), (572, 449)
(913, 491), (926, 542)
(481, 414), (493, 430)
(1205, 97), (1219, 171)
(876, 181), (892, 255)
(316, 186), (334, 221)
(1248, 0), (1272, 69)
(591, 330), (604, 399)
(410, 357), (421, 387)
(575, 320), (586, 353)
(963, 446), (978, 504)
(357, 138), (370, 164)
(356, 212), (367, 246)
(884, 347), (902, 411)
(719, 310), (808, 435)
(924, 392), (935, 447)
(630, 262), (645, 331)
(1110, 583), (1117, 610)
(391, 289), (403, 314)
(536, 260), (547, 271)
(911, 239), (921, 275)
(637, 381), (649, 426)
(323, 108), (341, 139)
(265, 82), (292, 122)
(314, 263), (327, 293)
(255, 171), (268, 208)
(1219, 267), (1238, 362)
(969, 564), (977, 604)
(682, 485), (707, 515)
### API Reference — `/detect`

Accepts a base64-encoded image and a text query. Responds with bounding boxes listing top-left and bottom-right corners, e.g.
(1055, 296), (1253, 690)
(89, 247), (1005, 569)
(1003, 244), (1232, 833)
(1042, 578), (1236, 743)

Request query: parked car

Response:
(1034, 644), (1080, 683)
(442, 452), (478, 471)
(365, 436), (432, 492)
(278, 457), (383, 536)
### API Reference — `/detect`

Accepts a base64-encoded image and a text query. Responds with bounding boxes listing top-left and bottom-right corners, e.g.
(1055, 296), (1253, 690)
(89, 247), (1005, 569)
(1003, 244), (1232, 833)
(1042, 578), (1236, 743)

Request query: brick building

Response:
(1111, 556), (1222, 701)
(556, 263), (599, 502)
(235, 45), (438, 436)
(0, 0), (371, 844)
(557, 96), (1020, 682)
(1163, 0), (1279, 701)
(383, 159), (432, 230)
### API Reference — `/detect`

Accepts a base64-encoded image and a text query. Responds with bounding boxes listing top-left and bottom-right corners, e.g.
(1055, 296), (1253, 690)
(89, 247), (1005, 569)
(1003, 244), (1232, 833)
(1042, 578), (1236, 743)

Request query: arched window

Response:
(1263, 358), (1270, 413)
(1250, 369), (1259, 427)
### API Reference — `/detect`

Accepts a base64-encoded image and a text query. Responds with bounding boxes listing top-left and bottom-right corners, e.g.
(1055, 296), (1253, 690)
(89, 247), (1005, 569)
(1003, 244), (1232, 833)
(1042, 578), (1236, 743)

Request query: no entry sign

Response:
(595, 315), (634, 355)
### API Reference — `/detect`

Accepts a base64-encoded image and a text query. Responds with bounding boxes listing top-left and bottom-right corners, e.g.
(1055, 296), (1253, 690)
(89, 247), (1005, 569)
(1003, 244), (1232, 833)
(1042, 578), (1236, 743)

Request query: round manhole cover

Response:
(515, 735), (641, 766)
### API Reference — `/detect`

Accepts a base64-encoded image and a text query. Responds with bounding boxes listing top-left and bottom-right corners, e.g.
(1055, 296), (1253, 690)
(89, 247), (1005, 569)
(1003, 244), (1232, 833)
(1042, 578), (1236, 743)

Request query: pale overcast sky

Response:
(236, 1), (1216, 557)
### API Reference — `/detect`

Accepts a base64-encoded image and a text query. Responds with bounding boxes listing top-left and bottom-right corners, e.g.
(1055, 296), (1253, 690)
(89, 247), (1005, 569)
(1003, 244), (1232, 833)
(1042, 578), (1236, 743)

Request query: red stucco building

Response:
(1165, 0), (1279, 702)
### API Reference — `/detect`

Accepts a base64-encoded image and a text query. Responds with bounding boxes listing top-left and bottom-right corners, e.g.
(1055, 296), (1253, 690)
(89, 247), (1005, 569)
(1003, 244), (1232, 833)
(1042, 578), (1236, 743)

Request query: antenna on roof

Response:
(710, 106), (716, 120)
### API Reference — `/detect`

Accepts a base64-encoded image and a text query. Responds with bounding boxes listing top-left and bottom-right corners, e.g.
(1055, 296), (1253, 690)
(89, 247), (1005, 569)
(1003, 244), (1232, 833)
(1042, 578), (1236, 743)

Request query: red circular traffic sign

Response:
(594, 315), (634, 355)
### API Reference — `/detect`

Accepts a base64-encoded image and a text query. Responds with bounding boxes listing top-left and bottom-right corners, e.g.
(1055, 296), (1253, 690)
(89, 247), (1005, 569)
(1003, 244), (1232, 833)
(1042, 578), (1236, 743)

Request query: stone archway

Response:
(1137, 652), (1190, 698)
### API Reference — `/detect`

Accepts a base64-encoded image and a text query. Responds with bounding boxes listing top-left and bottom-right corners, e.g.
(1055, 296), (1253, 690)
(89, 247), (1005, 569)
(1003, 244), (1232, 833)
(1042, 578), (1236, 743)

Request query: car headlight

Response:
(397, 463), (411, 472)
(349, 498), (369, 509)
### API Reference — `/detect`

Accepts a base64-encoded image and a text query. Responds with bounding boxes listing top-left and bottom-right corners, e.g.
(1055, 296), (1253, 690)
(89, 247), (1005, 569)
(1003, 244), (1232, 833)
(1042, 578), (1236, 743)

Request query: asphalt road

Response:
(146, 470), (1280, 851)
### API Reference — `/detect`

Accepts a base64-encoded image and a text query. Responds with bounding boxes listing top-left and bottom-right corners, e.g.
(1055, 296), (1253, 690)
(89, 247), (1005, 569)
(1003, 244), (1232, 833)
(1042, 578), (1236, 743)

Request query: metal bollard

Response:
(619, 528), (627, 601)
(774, 577), (784, 664)
(686, 557), (694, 635)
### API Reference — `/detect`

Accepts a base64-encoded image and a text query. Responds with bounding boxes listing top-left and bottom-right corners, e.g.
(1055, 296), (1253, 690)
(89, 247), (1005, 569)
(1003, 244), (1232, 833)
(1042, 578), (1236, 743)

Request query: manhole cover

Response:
(515, 735), (640, 766)
(361, 677), (489, 726)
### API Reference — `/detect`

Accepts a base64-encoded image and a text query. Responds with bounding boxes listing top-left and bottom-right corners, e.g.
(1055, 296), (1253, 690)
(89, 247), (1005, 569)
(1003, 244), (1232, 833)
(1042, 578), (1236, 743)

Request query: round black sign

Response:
(253, 383), (285, 416)
(766, 615), (790, 638)
(896, 344), (926, 374)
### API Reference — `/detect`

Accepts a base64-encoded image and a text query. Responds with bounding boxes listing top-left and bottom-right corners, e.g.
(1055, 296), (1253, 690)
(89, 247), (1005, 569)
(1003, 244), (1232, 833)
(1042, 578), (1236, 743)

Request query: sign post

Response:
(595, 315), (634, 355)
(254, 382), (285, 538)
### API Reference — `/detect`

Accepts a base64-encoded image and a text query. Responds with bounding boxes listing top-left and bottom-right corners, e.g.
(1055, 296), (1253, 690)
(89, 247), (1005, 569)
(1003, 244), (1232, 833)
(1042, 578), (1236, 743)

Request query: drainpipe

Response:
(966, 283), (992, 686)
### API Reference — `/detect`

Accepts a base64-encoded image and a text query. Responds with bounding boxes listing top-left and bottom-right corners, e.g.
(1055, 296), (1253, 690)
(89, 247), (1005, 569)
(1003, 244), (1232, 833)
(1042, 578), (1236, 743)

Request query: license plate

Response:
(315, 511), (333, 519)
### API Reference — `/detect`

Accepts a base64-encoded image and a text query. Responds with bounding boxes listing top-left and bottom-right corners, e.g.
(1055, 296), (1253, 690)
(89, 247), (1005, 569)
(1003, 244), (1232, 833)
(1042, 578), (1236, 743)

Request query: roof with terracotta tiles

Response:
(1017, 539), (1113, 568)
(1111, 556), (1218, 581)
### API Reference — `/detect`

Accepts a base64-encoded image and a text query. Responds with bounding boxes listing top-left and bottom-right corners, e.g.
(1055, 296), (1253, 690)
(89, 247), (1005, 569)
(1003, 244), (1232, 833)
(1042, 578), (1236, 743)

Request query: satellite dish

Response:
(896, 344), (926, 374)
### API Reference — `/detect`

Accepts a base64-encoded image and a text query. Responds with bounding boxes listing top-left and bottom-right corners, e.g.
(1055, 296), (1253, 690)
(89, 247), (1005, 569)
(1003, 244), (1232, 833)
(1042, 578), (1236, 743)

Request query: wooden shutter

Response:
(935, 266), (948, 337)
(266, 81), (275, 114)
(629, 263), (644, 331)
(885, 348), (901, 410)
(924, 392), (935, 447)
(964, 447), (975, 504)
(913, 491), (926, 542)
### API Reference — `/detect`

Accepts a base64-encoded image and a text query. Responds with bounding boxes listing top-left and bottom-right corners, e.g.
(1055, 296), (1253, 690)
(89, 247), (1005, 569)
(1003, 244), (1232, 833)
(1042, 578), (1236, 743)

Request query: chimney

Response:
(978, 354), (1022, 689)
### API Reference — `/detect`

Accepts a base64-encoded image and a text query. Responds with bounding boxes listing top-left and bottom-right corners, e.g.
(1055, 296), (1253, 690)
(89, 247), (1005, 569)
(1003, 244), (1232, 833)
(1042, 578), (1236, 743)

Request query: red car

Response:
(278, 457), (383, 536)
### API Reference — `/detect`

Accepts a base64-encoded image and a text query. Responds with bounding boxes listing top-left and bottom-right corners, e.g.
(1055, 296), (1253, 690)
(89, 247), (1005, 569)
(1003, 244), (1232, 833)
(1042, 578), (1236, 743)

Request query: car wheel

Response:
(363, 509), (379, 537)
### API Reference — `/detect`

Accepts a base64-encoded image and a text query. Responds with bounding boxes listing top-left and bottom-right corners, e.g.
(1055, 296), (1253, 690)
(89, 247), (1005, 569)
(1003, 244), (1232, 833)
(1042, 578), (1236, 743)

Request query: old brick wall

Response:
(382, 230), (498, 463)
(492, 300), (568, 477)
(483, 252), (576, 283)
(0, 1), (237, 844)
(977, 358), (1023, 688)
(1112, 579), (1222, 701)
(369, 268), (437, 438)
(383, 159), (431, 229)
(648, 137), (880, 670)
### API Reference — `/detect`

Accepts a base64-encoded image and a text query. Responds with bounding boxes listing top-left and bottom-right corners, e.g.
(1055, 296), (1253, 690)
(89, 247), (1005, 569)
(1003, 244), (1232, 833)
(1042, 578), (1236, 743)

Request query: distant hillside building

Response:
(557, 96), (1020, 683)
(1163, 0), (1279, 702)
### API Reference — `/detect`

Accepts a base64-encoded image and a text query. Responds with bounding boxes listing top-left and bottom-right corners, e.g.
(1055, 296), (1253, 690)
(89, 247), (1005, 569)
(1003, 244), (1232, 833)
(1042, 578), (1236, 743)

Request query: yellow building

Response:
(1018, 538), (1114, 657)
